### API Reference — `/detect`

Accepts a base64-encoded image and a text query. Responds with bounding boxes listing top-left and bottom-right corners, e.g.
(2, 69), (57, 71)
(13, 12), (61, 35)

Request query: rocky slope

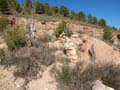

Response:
(0, 16), (120, 90)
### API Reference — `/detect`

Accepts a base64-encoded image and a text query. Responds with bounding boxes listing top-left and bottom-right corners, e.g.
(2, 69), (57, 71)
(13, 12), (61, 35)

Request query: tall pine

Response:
(24, 0), (32, 14)
(0, 0), (11, 14)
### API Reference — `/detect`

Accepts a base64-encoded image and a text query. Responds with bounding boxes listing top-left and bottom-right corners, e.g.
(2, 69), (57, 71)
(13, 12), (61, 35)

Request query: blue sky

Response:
(19, 0), (120, 29)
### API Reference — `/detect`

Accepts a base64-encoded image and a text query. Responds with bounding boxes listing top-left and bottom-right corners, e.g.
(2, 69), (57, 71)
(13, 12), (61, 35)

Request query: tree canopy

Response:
(60, 5), (69, 17)
(0, 0), (113, 29)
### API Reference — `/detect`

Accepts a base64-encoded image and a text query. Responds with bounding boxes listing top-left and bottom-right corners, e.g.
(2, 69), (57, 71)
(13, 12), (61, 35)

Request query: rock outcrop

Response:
(62, 32), (83, 60)
(92, 80), (114, 90)
(113, 34), (120, 51)
(0, 36), (7, 50)
(64, 40), (78, 60)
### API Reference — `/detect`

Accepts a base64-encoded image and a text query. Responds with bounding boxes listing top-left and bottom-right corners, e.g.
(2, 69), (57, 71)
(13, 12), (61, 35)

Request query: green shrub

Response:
(64, 29), (72, 37)
(103, 27), (113, 43)
(54, 21), (72, 38)
(25, 8), (31, 14)
(0, 17), (9, 32)
(56, 64), (71, 85)
(4, 28), (28, 50)
(54, 21), (66, 38)
(55, 62), (120, 90)
(0, 49), (5, 63)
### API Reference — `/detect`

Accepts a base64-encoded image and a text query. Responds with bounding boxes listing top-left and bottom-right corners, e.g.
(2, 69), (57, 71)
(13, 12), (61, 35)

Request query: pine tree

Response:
(70, 10), (77, 19)
(87, 14), (93, 24)
(34, 0), (41, 14)
(103, 26), (113, 43)
(0, 0), (11, 14)
(44, 3), (52, 16)
(77, 11), (86, 22)
(24, 0), (32, 14)
(98, 19), (106, 28)
(51, 6), (59, 15)
(8, 0), (22, 13)
(60, 5), (69, 17)
(92, 17), (97, 25)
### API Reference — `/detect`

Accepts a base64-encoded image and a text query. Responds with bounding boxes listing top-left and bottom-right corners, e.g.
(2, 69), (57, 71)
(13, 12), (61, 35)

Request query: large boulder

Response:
(92, 80), (114, 90)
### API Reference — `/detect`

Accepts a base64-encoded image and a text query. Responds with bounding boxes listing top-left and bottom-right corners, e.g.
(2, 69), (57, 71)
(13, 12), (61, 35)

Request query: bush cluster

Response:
(0, 49), (5, 63)
(4, 28), (28, 50)
(54, 21), (72, 38)
(103, 27), (113, 43)
(55, 62), (120, 90)
(0, 41), (56, 89)
(0, 17), (9, 32)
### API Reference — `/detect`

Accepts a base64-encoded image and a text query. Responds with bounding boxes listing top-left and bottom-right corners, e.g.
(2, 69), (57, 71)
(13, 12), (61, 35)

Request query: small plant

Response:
(0, 17), (9, 32)
(54, 21), (72, 38)
(4, 28), (28, 50)
(0, 49), (5, 63)
(56, 64), (71, 85)
(54, 21), (66, 38)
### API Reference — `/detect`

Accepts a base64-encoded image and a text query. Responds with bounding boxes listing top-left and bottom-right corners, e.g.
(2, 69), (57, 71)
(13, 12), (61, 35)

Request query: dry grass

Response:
(0, 39), (56, 89)
(55, 61), (120, 90)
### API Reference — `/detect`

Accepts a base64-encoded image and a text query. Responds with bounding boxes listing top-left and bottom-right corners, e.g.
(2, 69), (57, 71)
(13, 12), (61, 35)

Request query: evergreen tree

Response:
(0, 0), (11, 14)
(77, 11), (86, 22)
(70, 10), (77, 19)
(10, 0), (22, 13)
(103, 26), (113, 43)
(15, 3), (22, 13)
(87, 14), (93, 24)
(44, 3), (52, 16)
(98, 19), (106, 28)
(34, 0), (44, 14)
(24, 0), (32, 14)
(60, 5), (69, 17)
(92, 17), (97, 25)
(51, 6), (59, 14)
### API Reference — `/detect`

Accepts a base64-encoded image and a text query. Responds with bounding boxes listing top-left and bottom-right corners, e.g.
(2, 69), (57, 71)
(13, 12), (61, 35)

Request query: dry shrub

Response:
(55, 62), (120, 90)
(0, 41), (56, 89)
(39, 33), (52, 43)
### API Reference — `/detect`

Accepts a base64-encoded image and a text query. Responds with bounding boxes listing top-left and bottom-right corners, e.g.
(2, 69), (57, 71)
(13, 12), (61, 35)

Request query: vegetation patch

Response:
(4, 28), (28, 50)
(0, 17), (9, 32)
(0, 40), (56, 89)
(54, 21), (72, 38)
(55, 62), (120, 90)
(103, 27), (113, 43)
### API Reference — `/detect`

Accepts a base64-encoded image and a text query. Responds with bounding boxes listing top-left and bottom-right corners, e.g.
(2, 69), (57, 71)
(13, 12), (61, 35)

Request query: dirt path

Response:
(27, 65), (57, 90)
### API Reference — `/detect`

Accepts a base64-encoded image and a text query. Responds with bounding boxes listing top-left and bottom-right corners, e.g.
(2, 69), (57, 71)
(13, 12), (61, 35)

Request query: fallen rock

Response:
(64, 40), (78, 60)
(113, 35), (120, 51)
(92, 80), (114, 90)
(0, 43), (8, 50)
(88, 44), (96, 61)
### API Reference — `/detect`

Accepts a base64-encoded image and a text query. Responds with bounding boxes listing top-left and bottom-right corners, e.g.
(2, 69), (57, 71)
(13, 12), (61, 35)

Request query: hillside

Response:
(0, 15), (120, 90)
